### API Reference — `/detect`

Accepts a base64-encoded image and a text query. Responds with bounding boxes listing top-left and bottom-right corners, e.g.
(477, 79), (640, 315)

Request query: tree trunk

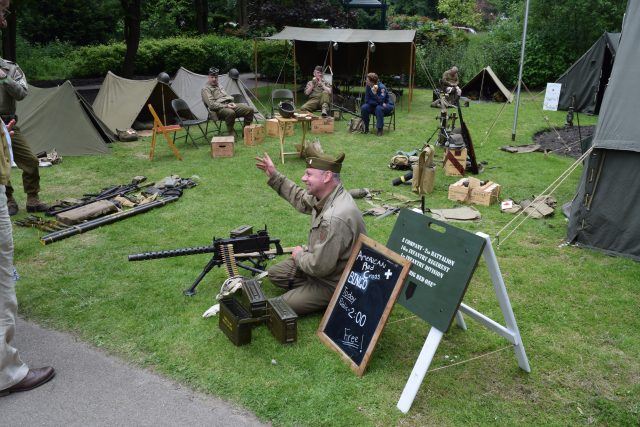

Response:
(120, 0), (141, 78)
(1, 3), (17, 61)
(194, 0), (208, 34)
(237, 0), (248, 28)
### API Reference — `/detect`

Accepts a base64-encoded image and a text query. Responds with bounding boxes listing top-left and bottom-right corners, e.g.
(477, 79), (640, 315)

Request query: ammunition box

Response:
(239, 278), (268, 318)
(219, 297), (253, 346)
(267, 297), (298, 344)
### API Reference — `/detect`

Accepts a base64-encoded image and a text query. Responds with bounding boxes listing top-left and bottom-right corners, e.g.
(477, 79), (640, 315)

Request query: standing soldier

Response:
(0, 52), (49, 215)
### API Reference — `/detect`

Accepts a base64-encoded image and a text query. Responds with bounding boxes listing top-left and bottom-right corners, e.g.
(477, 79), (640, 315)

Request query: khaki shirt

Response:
(304, 78), (331, 99)
(268, 171), (367, 289)
(201, 83), (234, 112)
(442, 69), (459, 87)
(0, 124), (12, 185)
(0, 58), (28, 115)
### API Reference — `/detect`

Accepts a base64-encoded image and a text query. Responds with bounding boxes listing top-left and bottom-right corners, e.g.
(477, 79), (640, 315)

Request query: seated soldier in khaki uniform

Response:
(255, 151), (366, 315)
(300, 65), (332, 117)
(201, 66), (254, 136)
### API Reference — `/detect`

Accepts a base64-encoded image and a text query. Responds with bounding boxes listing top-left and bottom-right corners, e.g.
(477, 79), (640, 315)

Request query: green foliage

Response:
(256, 41), (300, 81)
(12, 89), (639, 426)
(437, 0), (483, 28)
(389, 0), (439, 17)
(140, 0), (197, 38)
(247, 0), (353, 33)
(18, 0), (122, 46)
(15, 36), (78, 80)
(71, 35), (253, 77)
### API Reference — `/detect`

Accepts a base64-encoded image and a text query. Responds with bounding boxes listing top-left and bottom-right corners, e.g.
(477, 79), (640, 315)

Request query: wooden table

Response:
(275, 114), (314, 164)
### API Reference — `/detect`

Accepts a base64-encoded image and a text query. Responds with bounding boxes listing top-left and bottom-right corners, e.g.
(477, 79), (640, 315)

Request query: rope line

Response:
(428, 345), (513, 373)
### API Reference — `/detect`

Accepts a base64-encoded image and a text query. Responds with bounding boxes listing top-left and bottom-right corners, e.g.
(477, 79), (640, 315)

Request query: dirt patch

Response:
(532, 125), (595, 159)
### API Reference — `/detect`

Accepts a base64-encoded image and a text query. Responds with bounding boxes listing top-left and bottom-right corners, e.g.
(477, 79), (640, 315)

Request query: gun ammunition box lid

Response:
(268, 297), (298, 320)
(230, 225), (253, 237)
(242, 279), (267, 304)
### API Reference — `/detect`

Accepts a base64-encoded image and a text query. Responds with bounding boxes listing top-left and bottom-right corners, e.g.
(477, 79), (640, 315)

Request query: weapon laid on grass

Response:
(128, 226), (292, 296)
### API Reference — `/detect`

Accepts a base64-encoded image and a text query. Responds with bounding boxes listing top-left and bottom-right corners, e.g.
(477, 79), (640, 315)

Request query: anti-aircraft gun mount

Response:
(128, 225), (290, 296)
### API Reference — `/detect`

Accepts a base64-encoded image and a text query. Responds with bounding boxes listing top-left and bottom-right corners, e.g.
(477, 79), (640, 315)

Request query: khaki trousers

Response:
(216, 104), (255, 133)
(0, 185), (29, 390)
(5, 127), (40, 199)
(300, 93), (331, 113)
(267, 258), (335, 315)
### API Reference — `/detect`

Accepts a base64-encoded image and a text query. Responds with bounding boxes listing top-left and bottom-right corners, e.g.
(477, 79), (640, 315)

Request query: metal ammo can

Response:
(219, 297), (254, 346)
(267, 297), (298, 344)
(239, 278), (268, 318)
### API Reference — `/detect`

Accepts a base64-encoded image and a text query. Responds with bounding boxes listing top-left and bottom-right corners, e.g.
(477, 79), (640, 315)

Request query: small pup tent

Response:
(92, 71), (179, 133)
(566, 2), (639, 261)
(170, 67), (265, 121)
(555, 32), (620, 115)
(461, 66), (513, 103)
(16, 81), (113, 156)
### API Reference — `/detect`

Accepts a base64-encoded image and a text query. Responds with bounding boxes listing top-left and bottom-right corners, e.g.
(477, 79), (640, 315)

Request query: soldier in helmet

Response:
(201, 66), (254, 136)
(0, 9), (49, 216)
(255, 151), (366, 315)
(301, 65), (332, 117)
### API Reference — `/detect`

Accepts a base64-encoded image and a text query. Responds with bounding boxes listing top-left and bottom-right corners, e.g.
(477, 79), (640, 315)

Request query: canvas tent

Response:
(16, 81), (113, 156)
(462, 66), (513, 103)
(264, 27), (416, 109)
(170, 67), (265, 121)
(566, 1), (640, 261)
(93, 71), (180, 133)
(555, 32), (620, 115)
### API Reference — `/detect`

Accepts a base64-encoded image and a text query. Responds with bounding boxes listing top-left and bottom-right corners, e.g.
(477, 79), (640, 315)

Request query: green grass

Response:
(12, 89), (639, 426)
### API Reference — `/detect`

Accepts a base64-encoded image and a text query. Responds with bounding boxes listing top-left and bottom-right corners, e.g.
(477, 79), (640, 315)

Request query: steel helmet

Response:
(278, 100), (295, 118)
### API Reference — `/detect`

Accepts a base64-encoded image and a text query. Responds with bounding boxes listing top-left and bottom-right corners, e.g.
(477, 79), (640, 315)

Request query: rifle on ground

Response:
(128, 226), (291, 296)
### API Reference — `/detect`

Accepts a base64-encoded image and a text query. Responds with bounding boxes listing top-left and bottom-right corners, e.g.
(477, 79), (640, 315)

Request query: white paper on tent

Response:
(543, 83), (562, 111)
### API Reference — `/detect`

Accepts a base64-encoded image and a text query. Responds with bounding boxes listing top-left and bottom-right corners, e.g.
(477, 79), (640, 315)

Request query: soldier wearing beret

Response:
(255, 151), (366, 315)
(201, 66), (254, 136)
(301, 65), (332, 118)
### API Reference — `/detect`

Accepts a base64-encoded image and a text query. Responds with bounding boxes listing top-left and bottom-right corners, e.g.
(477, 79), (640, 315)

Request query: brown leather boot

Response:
(26, 194), (50, 213)
(6, 196), (18, 216)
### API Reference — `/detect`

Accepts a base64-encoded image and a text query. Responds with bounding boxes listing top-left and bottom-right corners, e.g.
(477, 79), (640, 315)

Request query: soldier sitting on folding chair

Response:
(201, 66), (254, 136)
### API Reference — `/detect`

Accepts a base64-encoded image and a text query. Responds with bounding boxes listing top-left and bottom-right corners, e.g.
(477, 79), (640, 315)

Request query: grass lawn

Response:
(12, 88), (639, 426)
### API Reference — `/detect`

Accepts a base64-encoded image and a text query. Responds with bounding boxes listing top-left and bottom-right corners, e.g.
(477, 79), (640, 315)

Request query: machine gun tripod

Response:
(128, 226), (292, 296)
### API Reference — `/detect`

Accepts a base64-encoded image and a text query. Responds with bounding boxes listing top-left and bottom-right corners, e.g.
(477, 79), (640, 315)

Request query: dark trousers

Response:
(5, 127), (40, 199)
(361, 104), (394, 130)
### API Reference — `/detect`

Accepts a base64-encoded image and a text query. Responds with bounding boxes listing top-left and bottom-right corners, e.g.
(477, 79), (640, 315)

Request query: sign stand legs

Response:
(396, 327), (443, 414)
(396, 232), (530, 413)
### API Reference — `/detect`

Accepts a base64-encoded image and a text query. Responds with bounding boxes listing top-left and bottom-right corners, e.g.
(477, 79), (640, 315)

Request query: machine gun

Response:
(128, 226), (289, 296)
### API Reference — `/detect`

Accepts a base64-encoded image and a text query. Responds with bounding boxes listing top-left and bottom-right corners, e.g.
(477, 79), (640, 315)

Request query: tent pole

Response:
(253, 39), (258, 99)
(512, 0), (530, 141)
(293, 41), (297, 105)
(408, 42), (415, 112)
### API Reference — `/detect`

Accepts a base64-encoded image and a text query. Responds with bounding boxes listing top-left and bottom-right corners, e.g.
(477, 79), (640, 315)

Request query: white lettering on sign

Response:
(356, 250), (388, 270)
(347, 271), (369, 291)
(342, 288), (356, 304)
(341, 328), (364, 352)
(400, 237), (458, 287)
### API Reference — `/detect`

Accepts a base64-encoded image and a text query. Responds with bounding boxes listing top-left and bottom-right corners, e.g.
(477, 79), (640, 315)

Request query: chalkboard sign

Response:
(317, 234), (411, 376)
(387, 209), (486, 332)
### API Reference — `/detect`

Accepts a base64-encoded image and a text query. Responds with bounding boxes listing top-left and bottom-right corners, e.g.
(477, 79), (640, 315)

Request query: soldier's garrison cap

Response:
(314, 65), (323, 73)
(208, 66), (219, 76)
(306, 152), (345, 173)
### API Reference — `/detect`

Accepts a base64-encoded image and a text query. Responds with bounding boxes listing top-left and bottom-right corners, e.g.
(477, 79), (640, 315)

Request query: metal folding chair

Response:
(171, 98), (209, 147)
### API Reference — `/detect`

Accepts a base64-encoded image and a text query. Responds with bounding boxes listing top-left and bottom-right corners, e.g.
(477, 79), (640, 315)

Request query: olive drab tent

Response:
(92, 71), (180, 133)
(170, 67), (265, 121)
(461, 66), (513, 103)
(566, 1), (640, 261)
(555, 32), (620, 115)
(16, 81), (113, 156)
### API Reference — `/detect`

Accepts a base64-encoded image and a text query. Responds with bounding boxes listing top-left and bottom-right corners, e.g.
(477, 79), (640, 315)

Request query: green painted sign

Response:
(386, 209), (485, 331)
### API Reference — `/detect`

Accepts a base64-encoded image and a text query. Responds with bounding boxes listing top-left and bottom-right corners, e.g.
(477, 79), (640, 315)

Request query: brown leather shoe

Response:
(7, 197), (18, 216)
(0, 367), (55, 395)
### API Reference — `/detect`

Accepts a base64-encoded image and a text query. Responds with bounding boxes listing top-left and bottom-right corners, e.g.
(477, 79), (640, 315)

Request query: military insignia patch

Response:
(319, 226), (328, 242)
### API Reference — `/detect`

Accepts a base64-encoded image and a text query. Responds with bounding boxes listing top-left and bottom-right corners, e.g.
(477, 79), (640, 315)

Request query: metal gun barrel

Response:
(128, 245), (217, 261)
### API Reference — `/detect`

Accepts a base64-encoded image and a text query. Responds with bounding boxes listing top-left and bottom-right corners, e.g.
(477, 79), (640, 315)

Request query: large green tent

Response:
(92, 71), (179, 133)
(555, 32), (620, 115)
(16, 81), (113, 156)
(566, 1), (640, 261)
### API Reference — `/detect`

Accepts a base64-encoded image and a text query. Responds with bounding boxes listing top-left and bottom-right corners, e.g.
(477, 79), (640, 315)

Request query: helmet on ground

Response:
(278, 100), (295, 118)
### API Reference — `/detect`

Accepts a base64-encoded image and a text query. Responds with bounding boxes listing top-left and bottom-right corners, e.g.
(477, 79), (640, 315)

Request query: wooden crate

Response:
(211, 135), (234, 158)
(447, 178), (470, 203)
(266, 119), (294, 137)
(243, 124), (265, 146)
(443, 147), (467, 176)
(470, 181), (501, 206)
(311, 117), (335, 134)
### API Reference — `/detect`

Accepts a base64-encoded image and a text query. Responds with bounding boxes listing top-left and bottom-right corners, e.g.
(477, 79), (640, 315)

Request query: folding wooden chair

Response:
(148, 104), (183, 161)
